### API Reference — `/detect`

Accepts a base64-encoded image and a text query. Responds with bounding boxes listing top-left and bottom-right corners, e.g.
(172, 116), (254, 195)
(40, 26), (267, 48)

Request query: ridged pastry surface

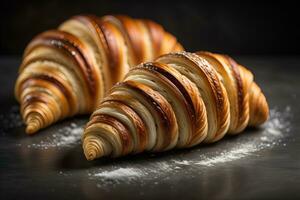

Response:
(83, 51), (269, 160)
(15, 15), (183, 134)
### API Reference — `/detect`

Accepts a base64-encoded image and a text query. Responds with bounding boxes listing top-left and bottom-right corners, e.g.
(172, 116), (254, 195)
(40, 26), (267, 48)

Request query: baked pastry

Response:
(15, 15), (183, 134)
(83, 51), (269, 160)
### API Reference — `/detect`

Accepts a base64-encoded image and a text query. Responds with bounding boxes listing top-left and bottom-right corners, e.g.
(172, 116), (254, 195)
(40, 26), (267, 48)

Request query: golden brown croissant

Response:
(83, 51), (269, 160)
(15, 15), (183, 134)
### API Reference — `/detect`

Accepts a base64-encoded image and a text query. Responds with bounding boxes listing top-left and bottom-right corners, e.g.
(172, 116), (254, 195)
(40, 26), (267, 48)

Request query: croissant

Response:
(83, 51), (269, 160)
(15, 15), (183, 134)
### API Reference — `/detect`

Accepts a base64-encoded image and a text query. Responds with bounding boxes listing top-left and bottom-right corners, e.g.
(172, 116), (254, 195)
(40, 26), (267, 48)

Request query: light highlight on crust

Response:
(83, 51), (269, 160)
(15, 15), (183, 134)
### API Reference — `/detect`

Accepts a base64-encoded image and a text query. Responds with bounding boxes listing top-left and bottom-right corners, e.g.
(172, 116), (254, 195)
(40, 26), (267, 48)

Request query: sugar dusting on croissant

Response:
(83, 51), (269, 160)
(15, 15), (183, 134)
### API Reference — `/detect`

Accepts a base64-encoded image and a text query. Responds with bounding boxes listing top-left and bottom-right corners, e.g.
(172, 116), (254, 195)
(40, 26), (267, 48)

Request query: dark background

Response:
(1, 0), (300, 55)
(1, 1), (300, 199)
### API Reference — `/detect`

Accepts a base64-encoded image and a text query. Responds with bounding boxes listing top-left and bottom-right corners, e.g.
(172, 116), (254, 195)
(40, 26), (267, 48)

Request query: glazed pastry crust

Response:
(83, 51), (269, 160)
(15, 15), (183, 134)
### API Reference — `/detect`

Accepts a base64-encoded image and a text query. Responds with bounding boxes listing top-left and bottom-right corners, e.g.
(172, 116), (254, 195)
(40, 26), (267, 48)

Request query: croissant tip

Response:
(25, 123), (39, 135)
(84, 147), (97, 161)
(86, 152), (96, 161)
(25, 120), (40, 135)
(83, 141), (100, 161)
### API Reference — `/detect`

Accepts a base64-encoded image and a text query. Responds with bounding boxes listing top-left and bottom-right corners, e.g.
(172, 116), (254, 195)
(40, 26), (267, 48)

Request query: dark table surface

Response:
(0, 56), (299, 200)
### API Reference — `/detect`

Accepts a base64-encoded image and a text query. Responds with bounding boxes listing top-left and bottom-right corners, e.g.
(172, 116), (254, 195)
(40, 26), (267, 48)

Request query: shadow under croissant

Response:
(56, 143), (202, 170)
(56, 127), (263, 170)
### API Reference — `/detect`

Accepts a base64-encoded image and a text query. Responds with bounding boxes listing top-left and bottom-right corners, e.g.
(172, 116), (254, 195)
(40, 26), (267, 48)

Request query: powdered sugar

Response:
(26, 122), (84, 149)
(0, 105), (86, 149)
(0, 106), (84, 149)
(173, 160), (190, 165)
(89, 106), (292, 186)
(0, 105), (292, 185)
(263, 106), (291, 135)
(172, 106), (291, 167)
(93, 168), (142, 179)
(194, 143), (257, 166)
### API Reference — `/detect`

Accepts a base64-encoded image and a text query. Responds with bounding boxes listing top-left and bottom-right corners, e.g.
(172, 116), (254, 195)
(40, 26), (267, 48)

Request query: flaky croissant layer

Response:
(83, 51), (269, 160)
(15, 15), (183, 134)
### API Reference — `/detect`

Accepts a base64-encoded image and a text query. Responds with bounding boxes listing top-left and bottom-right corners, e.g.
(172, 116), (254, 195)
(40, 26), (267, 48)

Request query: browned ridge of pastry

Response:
(15, 15), (183, 134)
(83, 51), (269, 160)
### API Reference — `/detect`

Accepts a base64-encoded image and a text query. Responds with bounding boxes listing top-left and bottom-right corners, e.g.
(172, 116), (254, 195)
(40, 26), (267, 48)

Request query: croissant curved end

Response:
(25, 117), (41, 134)
(83, 134), (106, 161)
(249, 83), (269, 126)
(82, 51), (270, 160)
(16, 15), (183, 135)
(84, 144), (98, 161)
(24, 111), (46, 134)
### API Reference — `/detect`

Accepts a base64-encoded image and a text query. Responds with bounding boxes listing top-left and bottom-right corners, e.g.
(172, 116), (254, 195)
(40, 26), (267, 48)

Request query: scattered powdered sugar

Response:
(174, 106), (291, 167)
(26, 122), (84, 149)
(0, 105), (293, 185)
(262, 106), (291, 136)
(173, 160), (190, 165)
(93, 168), (142, 179)
(55, 123), (83, 147)
(0, 105), (85, 149)
(194, 143), (257, 166)
(89, 106), (292, 186)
